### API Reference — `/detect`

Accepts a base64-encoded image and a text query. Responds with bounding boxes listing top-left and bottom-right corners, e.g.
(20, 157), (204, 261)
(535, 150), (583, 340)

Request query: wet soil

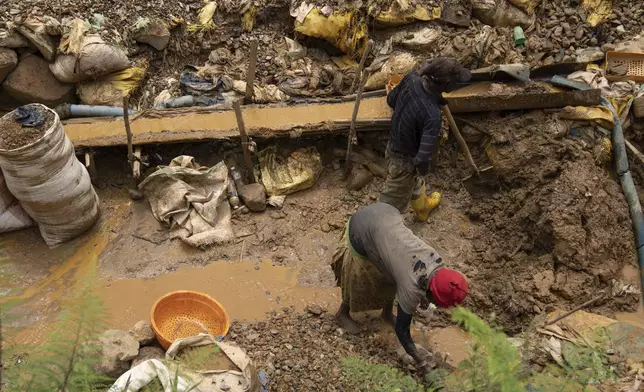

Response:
(0, 105), (53, 150)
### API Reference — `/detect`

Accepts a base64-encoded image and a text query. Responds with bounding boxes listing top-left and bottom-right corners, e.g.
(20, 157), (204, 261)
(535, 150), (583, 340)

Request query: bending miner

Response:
(381, 57), (471, 220)
(332, 202), (469, 374)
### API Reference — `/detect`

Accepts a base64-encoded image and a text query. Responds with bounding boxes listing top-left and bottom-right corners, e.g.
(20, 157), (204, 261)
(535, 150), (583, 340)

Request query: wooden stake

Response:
(123, 96), (134, 169)
(350, 41), (373, 95)
(544, 293), (606, 326)
(442, 105), (479, 176)
(244, 40), (258, 105)
(343, 41), (372, 179)
(233, 100), (255, 183)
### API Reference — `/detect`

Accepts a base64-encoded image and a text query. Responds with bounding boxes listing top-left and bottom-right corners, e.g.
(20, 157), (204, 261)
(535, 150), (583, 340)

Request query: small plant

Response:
(445, 307), (524, 392)
(340, 356), (430, 392)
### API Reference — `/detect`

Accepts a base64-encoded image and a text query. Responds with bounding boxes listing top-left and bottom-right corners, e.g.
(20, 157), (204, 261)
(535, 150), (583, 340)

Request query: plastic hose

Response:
(602, 97), (644, 301)
(70, 104), (135, 117)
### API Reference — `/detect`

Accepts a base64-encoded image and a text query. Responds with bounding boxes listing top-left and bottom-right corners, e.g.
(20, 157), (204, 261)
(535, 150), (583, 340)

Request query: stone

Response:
(0, 48), (18, 82)
(129, 320), (156, 346)
(3, 55), (75, 107)
(575, 26), (584, 41)
(246, 333), (260, 341)
(133, 18), (171, 50)
(553, 27), (563, 37)
(95, 329), (140, 378)
(131, 346), (164, 368)
(575, 47), (604, 63)
(543, 56), (555, 66)
(346, 164), (373, 190)
(306, 304), (323, 316)
(239, 183), (267, 212)
(601, 43), (616, 53)
(615, 25), (626, 35)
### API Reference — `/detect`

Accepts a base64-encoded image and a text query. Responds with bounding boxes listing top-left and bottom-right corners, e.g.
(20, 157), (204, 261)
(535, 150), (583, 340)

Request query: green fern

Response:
(3, 262), (111, 392)
(448, 307), (524, 392)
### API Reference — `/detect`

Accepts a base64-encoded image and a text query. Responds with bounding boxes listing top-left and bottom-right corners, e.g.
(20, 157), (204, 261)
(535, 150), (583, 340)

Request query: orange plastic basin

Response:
(150, 290), (230, 350)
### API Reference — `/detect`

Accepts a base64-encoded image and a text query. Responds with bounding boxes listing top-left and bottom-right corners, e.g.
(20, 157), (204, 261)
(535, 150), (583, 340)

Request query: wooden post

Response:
(122, 96), (134, 169)
(244, 40), (258, 105)
(442, 105), (479, 176)
(233, 100), (255, 183)
(350, 40), (373, 95)
(343, 41), (372, 179)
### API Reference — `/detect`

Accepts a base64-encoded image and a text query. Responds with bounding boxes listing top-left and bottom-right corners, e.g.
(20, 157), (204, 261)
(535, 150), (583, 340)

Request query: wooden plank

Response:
(64, 98), (392, 148)
(233, 100), (255, 183)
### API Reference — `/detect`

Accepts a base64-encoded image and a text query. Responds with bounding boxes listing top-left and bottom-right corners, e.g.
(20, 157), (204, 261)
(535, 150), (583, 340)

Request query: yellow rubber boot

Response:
(411, 179), (442, 222)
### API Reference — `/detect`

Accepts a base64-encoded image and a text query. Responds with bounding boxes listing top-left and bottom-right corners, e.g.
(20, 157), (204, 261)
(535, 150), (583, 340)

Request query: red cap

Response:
(429, 268), (469, 308)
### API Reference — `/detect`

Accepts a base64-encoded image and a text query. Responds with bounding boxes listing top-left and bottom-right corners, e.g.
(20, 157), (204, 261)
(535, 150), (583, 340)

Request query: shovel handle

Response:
(442, 105), (480, 175)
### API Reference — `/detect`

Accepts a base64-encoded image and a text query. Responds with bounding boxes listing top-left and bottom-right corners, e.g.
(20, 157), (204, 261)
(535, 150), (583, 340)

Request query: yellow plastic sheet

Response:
(241, 5), (257, 32)
(372, 4), (441, 26)
(294, 9), (367, 57)
(258, 146), (323, 196)
(560, 105), (614, 129)
(581, 0), (612, 27)
(188, 1), (217, 32)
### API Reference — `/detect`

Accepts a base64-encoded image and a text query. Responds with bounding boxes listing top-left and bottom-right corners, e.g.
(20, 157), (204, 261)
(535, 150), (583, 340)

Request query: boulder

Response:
(347, 164), (373, 190)
(239, 183), (267, 212)
(397, 344), (431, 366)
(131, 346), (165, 368)
(133, 18), (171, 51)
(129, 320), (156, 346)
(0, 48), (18, 82)
(2, 55), (75, 107)
(95, 329), (140, 378)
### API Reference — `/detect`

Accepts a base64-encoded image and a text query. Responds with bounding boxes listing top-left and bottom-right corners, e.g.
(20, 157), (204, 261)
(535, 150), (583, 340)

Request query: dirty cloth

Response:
(138, 156), (234, 248)
(343, 202), (443, 315)
(379, 144), (418, 212)
(109, 334), (257, 392)
(332, 222), (397, 313)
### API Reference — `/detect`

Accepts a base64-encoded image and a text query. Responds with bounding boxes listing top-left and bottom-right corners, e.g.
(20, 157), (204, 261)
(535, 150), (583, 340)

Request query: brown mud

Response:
(0, 104), (54, 150)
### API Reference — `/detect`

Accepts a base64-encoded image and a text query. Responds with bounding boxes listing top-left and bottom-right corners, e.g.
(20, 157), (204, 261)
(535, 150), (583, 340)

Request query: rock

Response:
(2, 55), (75, 107)
(133, 18), (171, 50)
(306, 304), (324, 316)
(95, 329), (140, 378)
(346, 164), (373, 190)
(0, 48), (17, 82)
(247, 333), (260, 341)
(615, 25), (626, 35)
(575, 47), (604, 63)
(129, 320), (156, 346)
(543, 56), (554, 66)
(131, 346), (165, 368)
(601, 43), (616, 53)
(321, 223), (331, 233)
(239, 183), (267, 212)
(575, 26), (584, 40)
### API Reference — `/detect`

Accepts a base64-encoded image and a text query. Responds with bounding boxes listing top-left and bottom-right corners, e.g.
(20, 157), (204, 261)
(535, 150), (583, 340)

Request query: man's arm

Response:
(394, 304), (424, 363)
(413, 114), (441, 175)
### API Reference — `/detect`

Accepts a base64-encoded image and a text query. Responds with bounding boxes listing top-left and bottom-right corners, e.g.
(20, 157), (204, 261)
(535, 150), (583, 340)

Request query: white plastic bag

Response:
(0, 104), (100, 246)
(0, 171), (32, 233)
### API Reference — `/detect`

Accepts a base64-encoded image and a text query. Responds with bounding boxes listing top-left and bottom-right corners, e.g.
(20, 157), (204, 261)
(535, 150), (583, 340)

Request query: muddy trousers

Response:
(379, 145), (418, 213)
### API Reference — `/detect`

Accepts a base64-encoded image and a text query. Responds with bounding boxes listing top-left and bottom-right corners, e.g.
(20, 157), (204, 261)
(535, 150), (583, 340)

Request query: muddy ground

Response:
(1, 108), (642, 389)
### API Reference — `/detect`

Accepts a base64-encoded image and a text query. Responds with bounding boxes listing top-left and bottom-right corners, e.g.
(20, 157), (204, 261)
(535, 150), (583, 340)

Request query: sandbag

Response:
(77, 67), (147, 106)
(50, 35), (130, 83)
(0, 104), (100, 246)
(0, 171), (32, 233)
(472, 0), (535, 29)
